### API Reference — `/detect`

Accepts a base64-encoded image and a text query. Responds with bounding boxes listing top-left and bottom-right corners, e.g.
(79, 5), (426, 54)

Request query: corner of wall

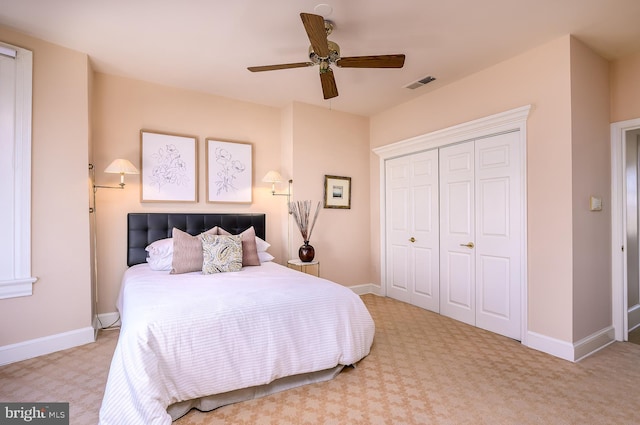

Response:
(527, 325), (615, 362)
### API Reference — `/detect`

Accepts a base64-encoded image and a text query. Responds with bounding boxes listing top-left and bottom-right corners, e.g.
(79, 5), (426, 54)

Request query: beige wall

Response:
(569, 38), (611, 341)
(0, 26), (92, 346)
(289, 102), (372, 286)
(610, 51), (640, 123)
(370, 36), (576, 342)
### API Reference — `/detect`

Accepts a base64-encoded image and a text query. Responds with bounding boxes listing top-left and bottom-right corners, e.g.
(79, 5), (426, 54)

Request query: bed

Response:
(98, 213), (375, 425)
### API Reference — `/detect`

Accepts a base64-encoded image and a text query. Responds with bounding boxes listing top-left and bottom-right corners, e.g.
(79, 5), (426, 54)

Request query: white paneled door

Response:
(385, 131), (522, 340)
(439, 142), (476, 326)
(439, 133), (521, 339)
(474, 133), (522, 339)
(386, 150), (440, 311)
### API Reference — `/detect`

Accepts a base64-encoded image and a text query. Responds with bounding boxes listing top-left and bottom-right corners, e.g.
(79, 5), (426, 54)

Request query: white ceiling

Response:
(1, 0), (639, 116)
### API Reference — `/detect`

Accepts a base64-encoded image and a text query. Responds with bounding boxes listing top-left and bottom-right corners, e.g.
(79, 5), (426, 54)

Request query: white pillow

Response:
(255, 236), (270, 252)
(258, 251), (275, 263)
(145, 237), (173, 257)
(146, 253), (173, 271)
(145, 237), (174, 271)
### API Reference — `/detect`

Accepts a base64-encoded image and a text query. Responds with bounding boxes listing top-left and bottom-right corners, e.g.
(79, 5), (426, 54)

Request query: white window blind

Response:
(0, 42), (36, 298)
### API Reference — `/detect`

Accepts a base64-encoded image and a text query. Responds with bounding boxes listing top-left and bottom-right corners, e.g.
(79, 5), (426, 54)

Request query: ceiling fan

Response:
(248, 13), (406, 100)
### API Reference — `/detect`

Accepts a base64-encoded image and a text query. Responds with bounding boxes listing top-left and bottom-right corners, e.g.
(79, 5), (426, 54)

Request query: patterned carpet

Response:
(1, 294), (639, 424)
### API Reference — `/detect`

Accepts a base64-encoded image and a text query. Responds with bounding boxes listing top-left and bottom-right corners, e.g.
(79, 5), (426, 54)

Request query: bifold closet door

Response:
(439, 133), (522, 339)
(385, 149), (440, 312)
(439, 142), (476, 326)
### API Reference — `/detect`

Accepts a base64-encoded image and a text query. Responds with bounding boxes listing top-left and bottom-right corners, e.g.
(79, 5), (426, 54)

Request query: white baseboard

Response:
(628, 304), (640, 332)
(348, 283), (382, 296)
(573, 326), (615, 361)
(527, 326), (616, 362)
(523, 332), (575, 361)
(0, 327), (95, 366)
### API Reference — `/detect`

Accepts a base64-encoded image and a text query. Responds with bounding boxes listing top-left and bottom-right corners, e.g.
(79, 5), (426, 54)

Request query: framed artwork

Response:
(324, 175), (351, 209)
(206, 139), (253, 203)
(140, 130), (198, 202)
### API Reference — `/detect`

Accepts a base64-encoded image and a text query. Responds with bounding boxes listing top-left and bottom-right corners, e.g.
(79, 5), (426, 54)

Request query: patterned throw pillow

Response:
(218, 226), (260, 266)
(201, 234), (243, 274)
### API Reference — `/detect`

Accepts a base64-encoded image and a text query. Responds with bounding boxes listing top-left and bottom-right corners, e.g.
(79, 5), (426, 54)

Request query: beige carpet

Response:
(1, 294), (639, 424)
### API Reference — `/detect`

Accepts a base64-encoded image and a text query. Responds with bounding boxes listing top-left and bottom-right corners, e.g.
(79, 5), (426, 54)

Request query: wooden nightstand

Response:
(287, 259), (320, 277)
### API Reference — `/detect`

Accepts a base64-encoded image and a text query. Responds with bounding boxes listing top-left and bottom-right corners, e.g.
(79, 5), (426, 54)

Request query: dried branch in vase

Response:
(288, 200), (321, 242)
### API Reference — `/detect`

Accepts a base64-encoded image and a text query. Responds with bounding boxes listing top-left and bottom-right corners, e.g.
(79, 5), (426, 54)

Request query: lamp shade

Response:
(262, 170), (283, 183)
(104, 159), (139, 175)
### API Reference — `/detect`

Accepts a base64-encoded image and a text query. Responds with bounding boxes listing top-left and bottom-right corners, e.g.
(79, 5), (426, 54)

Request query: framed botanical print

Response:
(140, 130), (198, 202)
(324, 175), (351, 209)
(206, 139), (253, 203)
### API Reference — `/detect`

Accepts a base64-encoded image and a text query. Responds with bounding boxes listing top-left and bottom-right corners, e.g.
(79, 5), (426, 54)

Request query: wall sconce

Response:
(262, 170), (293, 204)
(92, 158), (139, 190)
(89, 158), (139, 213)
(262, 170), (294, 261)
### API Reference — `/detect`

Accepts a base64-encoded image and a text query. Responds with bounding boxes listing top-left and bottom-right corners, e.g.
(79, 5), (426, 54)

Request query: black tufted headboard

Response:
(127, 213), (266, 266)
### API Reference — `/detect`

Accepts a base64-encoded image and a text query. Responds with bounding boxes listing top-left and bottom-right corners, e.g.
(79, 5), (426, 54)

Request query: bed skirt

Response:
(169, 365), (345, 420)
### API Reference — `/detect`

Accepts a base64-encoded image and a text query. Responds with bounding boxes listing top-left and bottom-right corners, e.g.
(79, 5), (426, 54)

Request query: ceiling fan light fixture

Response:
(319, 61), (331, 72)
(309, 40), (340, 63)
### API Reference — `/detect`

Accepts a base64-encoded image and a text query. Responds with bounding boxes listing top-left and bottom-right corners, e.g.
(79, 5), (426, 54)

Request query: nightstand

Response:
(287, 259), (320, 277)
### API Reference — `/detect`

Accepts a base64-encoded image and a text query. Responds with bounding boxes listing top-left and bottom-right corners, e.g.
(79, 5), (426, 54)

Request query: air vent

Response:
(404, 76), (436, 90)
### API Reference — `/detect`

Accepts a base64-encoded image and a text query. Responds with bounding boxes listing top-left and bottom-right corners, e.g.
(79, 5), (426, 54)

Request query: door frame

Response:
(611, 117), (640, 341)
(373, 105), (531, 344)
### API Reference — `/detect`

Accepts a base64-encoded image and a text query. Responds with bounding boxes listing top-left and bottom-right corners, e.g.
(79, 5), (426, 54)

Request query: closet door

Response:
(439, 142), (476, 326)
(474, 132), (521, 339)
(439, 133), (521, 339)
(385, 150), (440, 311)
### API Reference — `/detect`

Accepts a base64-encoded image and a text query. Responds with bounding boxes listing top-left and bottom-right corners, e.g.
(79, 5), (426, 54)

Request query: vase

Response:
(298, 241), (315, 262)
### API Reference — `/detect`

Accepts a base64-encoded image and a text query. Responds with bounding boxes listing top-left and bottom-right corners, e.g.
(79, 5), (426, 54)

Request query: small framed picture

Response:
(206, 139), (253, 203)
(324, 175), (351, 209)
(140, 130), (198, 202)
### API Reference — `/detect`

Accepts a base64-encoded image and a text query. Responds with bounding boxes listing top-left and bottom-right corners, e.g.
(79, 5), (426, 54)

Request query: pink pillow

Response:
(218, 226), (260, 266)
(170, 227), (219, 274)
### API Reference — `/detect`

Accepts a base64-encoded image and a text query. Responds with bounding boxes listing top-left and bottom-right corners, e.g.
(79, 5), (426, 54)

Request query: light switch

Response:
(590, 196), (602, 211)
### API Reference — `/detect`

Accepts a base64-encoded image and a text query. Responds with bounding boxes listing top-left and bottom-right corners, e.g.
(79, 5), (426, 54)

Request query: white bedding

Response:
(98, 262), (375, 425)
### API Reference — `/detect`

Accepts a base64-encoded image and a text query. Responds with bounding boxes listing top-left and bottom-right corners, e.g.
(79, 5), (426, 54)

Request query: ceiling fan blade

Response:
(300, 13), (329, 58)
(319, 69), (338, 99)
(248, 62), (314, 72)
(336, 54), (406, 68)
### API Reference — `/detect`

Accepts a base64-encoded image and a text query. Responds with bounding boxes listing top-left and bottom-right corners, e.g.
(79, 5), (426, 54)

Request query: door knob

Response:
(460, 242), (475, 248)
(409, 237), (416, 243)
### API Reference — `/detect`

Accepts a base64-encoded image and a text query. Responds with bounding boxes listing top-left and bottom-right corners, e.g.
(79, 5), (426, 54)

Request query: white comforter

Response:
(98, 262), (375, 425)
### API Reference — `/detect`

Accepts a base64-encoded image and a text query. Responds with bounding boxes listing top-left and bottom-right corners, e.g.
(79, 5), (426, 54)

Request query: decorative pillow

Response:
(146, 237), (173, 270)
(258, 251), (275, 263)
(147, 253), (173, 271)
(170, 227), (219, 274)
(201, 234), (243, 274)
(218, 226), (260, 266)
(255, 236), (271, 253)
(145, 237), (173, 257)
